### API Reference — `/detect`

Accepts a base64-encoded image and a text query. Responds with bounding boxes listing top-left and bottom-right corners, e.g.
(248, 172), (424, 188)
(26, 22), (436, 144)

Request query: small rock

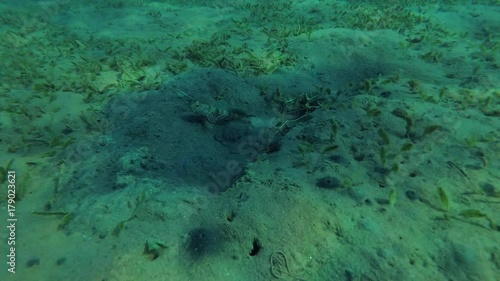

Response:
(316, 176), (342, 189)
(329, 154), (349, 164)
(26, 258), (40, 268)
(380, 91), (392, 98)
(405, 190), (418, 201)
(56, 257), (66, 266)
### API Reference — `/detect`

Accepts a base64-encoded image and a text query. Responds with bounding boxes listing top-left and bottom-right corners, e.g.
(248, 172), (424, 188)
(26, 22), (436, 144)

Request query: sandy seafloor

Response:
(0, 0), (499, 280)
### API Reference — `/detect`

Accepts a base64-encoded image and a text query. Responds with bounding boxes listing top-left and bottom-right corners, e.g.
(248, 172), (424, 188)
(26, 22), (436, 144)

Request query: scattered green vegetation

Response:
(322, 145), (339, 154)
(57, 212), (75, 230)
(392, 108), (414, 137)
(14, 172), (31, 202)
(180, 32), (298, 76)
(422, 125), (442, 137)
(1, 0), (497, 245)
(459, 210), (497, 231)
(264, 86), (337, 140)
(464, 135), (479, 148)
(420, 51), (443, 63)
(112, 190), (147, 236)
(144, 239), (167, 260)
(378, 129), (391, 145)
(364, 106), (382, 117)
(438, 187), (451, 213)
(400, 142), (413, 153)
(330, 119), (340, 143)
(0, 159), (14, 184)
(112, 220), (127, 237)
(32, 209), (73, 230)
(389, 189), (397, 207)
(379, 146), (387, 166)
(297, 141), (316, 167)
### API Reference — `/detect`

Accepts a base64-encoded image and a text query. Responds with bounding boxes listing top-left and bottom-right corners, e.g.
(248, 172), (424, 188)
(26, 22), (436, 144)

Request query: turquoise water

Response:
(0, 1), (499, 280)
